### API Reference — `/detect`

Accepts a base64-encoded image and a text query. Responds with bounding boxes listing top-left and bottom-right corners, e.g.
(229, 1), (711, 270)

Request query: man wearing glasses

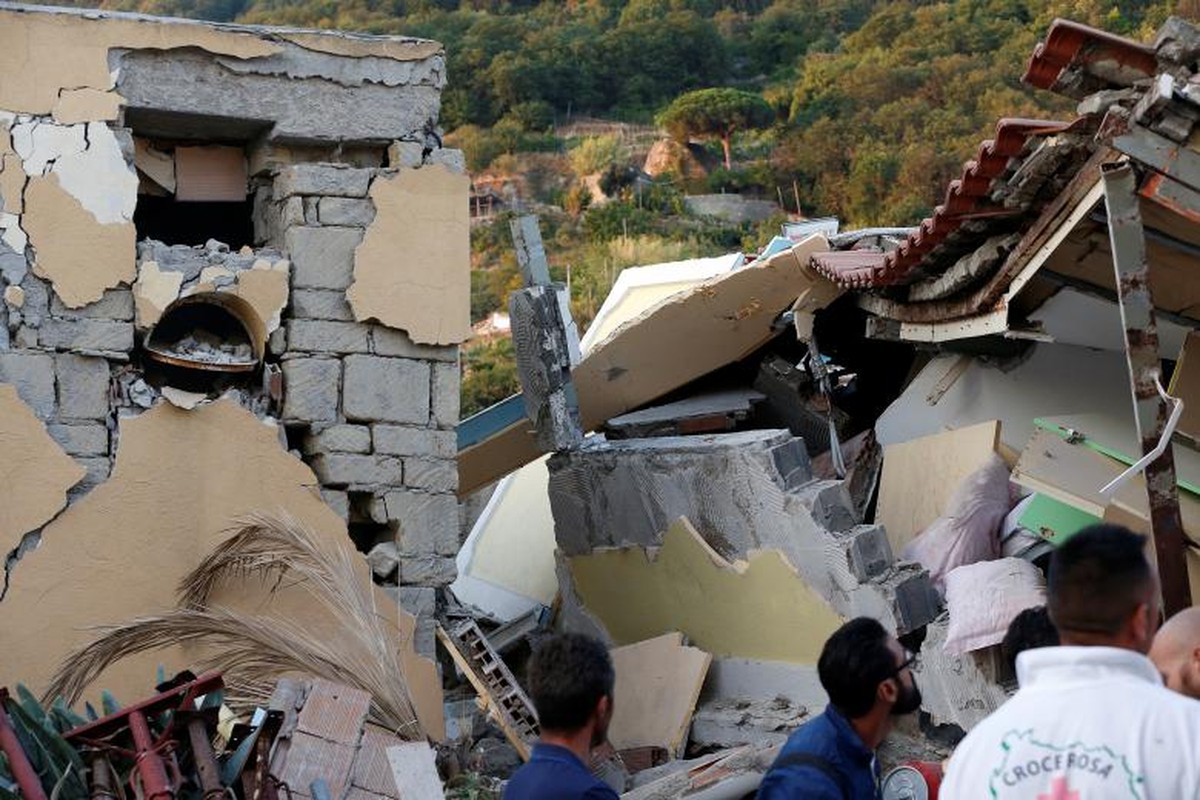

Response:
(757, 617), (922, 799)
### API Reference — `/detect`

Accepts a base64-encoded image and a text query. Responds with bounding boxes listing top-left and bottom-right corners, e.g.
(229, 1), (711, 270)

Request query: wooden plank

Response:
(875, 420), (1001, 554)
(458, 236), (838, 495)
(609, 633), (712, 760)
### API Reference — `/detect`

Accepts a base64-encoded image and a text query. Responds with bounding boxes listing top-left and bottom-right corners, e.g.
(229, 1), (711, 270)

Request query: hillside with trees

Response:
(31, 0), (1186, 411)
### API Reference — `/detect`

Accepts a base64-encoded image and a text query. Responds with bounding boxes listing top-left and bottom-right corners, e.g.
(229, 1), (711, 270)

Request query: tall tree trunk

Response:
(721, 132), (732, 170)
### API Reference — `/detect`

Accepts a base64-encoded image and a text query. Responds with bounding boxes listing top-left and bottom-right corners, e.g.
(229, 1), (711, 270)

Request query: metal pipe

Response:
(1102, 161), (1192, 614)
(90, 754), (115, 800)
(0, 690), (48, 800)
(128, 710), (174, 800)
(184, 716), (224, 800)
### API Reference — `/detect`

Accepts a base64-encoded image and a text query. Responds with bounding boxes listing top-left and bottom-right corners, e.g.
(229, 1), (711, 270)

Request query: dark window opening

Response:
(134, 194), (254, 250)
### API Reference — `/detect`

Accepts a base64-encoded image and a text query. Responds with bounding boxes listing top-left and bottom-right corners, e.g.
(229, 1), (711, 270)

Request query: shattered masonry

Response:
(0, 0), (470, 699)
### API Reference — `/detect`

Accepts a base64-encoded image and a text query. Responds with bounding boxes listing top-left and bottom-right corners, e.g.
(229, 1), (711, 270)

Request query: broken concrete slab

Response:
(25, 173), (136, 309)
(0, 383), (86, 555)
(292, 288), (355, 321)
(609, 633), (711, 759)
(0, 399), (444, 739)
(565, 518), (844, 663)
(346, 165), (471, 345)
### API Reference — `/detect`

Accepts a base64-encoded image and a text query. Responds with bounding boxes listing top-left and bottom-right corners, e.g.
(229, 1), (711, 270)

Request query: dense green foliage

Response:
(658, 88), (774, 167)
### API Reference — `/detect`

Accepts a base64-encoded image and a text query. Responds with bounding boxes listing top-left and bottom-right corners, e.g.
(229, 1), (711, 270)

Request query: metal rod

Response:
(0, 690), (49, 800)
(90, 754), (115, 800)
(129, 710), (174, 800)
(1102, 161), (1192, 615)
(184, 716), (224, 800)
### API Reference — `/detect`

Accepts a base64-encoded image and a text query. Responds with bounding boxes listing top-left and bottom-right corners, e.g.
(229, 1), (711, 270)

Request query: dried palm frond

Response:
(45, 514), (423, 740)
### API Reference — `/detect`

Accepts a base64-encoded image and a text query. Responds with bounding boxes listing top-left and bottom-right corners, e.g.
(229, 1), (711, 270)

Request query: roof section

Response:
(1024, 18), (1158, 98)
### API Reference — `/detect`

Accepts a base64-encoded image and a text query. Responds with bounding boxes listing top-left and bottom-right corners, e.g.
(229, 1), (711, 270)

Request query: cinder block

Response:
(50, 288), (134, 321)
(285, 226), (363, 290)
(342, 355), (429, 424)
(318, 197), (375, 227)
(320, 488), (350, 521)
(397, 555), (456, 586)
(281, 358), (340, 422)
(403, 458), (457, 494)
(38, 319), (133, 352)
(396, 586), (436, 617)
(430, 361), (460, 428)
(56, 354), (110, 419)
(274, 164), (373, 200)
(291, 289), (354, 321)
(304, 424), (371, 454)
(835, 524), (893, 582)
(287, 319), (371, 354)
(310, 453), (403, 487)
(46, 423), (108, 456)
(383, 488), (460, 556)
(388, 140), (424, 169)
(795, 480), (856, 533)
(0, 351), (55, 419)
(370, 325), (457, 361)
(372, 425), (455, 458)
(769, 438), (812, 491)
(424, 148), (466, 174)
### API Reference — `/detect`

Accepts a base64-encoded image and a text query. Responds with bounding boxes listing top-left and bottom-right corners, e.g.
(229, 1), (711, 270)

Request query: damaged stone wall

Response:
(0, 2), (470, 695)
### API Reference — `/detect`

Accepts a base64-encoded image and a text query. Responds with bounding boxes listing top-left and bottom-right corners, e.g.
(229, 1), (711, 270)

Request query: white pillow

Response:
(943, 557), (1046, 656)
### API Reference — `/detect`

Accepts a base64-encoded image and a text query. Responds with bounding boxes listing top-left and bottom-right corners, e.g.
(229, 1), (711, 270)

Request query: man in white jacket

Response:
(941, 524), (1200, 799)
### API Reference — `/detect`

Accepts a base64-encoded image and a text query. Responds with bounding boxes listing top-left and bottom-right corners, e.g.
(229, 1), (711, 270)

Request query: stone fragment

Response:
(286, 226), (363, 290)
(286, 319), (371, 353)
(14, 327), (37, 349)
(46, 423), (108, 456)
(0, 351), (55, 418)
(291, 289), (354, 321)
(281, 358), (340, 422)
(50, 287), (134, 320)
(304, 424), (371, 455)
(370, 325), (458, 361)
(303, 197), (319, 224)
(403, 458), (457, 494)
(367, 540), (400, 579)
(310, 453), (403, 487)
(56, 354), (110, 419)
(74, 456), (112, 494)
(320, 488), (350, 521)
(274, 164), (373, 199)
(424, 148), (466, 174)
(388, 140), (424, 169)
(342, 355), (429, 424)
(372, 425), (455, 458)
(3, 284), (23, 308)
(18, 275), (48, 328)
(398, 555), (456, 586)
(383, 488), (460, 556)
(396, 585), (436, 617)
(39, 319), (133, 352)
(318, 197), (375, 227)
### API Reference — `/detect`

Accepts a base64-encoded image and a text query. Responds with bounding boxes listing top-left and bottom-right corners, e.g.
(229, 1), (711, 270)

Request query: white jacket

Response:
(940, 646), (1200, 800)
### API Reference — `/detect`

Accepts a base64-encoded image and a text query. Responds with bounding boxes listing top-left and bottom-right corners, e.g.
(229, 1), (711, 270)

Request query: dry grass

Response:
(45, 514), (424, 740)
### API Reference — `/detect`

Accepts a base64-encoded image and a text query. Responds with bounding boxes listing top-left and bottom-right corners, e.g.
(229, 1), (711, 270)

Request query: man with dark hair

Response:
(503, 633), (618, 800)
(1000, 606), (1059, 678)
(757, 617), (921, 799)
(941, 524), (1200, 799)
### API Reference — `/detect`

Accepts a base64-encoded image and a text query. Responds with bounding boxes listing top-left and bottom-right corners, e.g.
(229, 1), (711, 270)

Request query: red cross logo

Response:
(1038, 776), (1080, 800)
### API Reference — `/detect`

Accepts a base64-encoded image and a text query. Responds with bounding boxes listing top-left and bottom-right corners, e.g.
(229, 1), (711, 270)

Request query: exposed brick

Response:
(38, 319), (133, 352)
(282, 358), (340, 423)
(56, 354), (110, 419)
(304, 424), (371, 455)
(430, 361), (460, 428)
(372, 425), (455, 458)
(403, 458), (457, 493)
(274, 164), (373, 200)
(287, 319), (371, 353)
(342, 355), (429, 424)
(0, 351), (55, 419)
(286, 226), (363, 290)
(291, 289), (354, 321)
(310, 453), (403, 487)
(370, 325), (457, 361)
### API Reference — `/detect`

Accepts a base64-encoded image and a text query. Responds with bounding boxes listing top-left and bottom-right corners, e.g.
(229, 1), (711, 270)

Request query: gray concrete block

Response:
(320, 488), (350, 521)
(304, 424), (371, 454)
(795, 480), (856, 533)
(56, 354), (110, 419)
(291, 289), (354, 321)
(343, 354), (430, 424)
(303, 197), (319, 224)
(403, 458), (457, 493)
(769, 438), (813, 491)
(46, 423), (108, 456)
(397, 585), (436, 617)
(373, 425), (455, 458)
(286, 319), (371, 353)
(833, 524), (893, 582)
(50, 288), (134, 321)
(0, 351), (55, 419)
(0, 248), (27, 286)
(430, 361), (460, 428)
(310, 453), (403, 487)
(14, 326), (37, 349)
(39, 319), (134, 352)
(382, 488), (460, 556)
(889, 566), (941, 634)
(74, 456), (112, 493)
(370, 325), (457, 361)
(281, 358), (340, 422)
(285, 226), (363, 290)
(281, 196), (305, 228)
(275, 164), (373, 199)
(367, 540), (400, 579)
(398, 555), (456, 586)
(425, 148), (466, 174)
(318, 197), (375, 227)
(388, 140), (424, 169)
(17, 276), (48, 328)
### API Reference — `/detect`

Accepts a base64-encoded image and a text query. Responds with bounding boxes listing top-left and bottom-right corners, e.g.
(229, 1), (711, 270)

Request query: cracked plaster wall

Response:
(0, 3), (470, 682)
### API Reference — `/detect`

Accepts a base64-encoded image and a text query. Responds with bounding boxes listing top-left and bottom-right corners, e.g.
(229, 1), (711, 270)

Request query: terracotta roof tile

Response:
(1024, 18), (1157, 97)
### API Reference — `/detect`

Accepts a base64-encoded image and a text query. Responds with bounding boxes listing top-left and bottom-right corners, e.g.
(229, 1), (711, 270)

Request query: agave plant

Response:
(45, 514), (423, 740)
